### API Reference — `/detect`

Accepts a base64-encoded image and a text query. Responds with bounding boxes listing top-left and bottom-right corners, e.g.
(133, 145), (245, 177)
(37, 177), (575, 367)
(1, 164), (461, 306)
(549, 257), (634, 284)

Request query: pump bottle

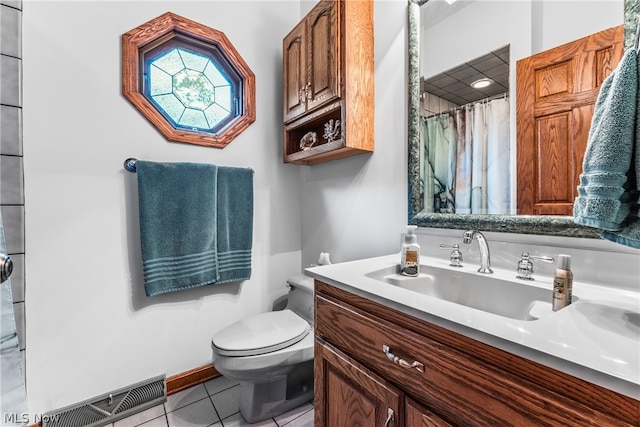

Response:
(400, 226), (420, 276)
(552, 254), (573, 311)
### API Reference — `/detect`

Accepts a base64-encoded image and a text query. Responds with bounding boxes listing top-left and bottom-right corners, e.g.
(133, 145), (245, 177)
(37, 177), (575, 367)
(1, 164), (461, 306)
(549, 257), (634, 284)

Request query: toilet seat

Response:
(212, 309), (310, 357)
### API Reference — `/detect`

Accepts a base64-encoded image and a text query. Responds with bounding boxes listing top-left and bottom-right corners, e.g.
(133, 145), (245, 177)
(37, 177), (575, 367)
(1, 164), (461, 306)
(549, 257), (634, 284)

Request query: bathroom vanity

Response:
(308, 255), (639, 426)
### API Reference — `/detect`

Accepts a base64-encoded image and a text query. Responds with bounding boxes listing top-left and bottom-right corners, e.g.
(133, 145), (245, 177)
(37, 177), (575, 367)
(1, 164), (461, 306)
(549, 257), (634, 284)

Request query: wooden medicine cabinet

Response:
(282, 0), (374, 165)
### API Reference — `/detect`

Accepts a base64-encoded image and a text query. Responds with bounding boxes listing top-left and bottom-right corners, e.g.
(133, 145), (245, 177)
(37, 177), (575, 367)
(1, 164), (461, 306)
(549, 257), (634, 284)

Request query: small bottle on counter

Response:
(552, 254), (573, 311)
(400, 225), (420, 277)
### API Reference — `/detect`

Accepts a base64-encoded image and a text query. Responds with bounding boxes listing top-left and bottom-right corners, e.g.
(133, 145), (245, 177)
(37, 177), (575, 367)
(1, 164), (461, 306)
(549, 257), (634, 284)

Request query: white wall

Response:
(420, 0), (623, 78)
(300, 0), (408, 268)
(531, 0), (623, 54)
(22, 0), (303, 414)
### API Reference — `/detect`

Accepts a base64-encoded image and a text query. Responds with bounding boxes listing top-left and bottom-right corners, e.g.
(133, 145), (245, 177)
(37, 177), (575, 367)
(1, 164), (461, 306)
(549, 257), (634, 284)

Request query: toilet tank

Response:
(285, 275), (314, 324)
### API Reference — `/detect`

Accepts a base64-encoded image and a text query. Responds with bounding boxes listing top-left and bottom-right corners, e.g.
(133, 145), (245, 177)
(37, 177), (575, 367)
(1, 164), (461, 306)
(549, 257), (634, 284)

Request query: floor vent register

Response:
(42, 375), (166, 427)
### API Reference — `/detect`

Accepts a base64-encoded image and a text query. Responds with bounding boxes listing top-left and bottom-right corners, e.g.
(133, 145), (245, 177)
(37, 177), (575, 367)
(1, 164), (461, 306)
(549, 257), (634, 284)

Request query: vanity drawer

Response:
(315, 293), (628, 426)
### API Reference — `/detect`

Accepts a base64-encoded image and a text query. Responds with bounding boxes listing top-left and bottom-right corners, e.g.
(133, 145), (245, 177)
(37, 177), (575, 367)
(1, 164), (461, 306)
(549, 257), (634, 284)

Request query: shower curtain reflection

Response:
(420, 96), (511, 214)
(0, 213), (27, 422)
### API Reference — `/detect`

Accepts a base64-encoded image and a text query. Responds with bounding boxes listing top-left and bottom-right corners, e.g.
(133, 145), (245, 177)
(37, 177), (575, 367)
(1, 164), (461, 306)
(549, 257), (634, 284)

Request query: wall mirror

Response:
(407, 0), (639, 237)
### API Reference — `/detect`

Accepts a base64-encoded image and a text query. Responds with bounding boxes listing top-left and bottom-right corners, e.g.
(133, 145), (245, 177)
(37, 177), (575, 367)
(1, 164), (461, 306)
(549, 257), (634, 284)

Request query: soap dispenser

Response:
(400, 225), (420, 276)
(552, 254), (573, 311)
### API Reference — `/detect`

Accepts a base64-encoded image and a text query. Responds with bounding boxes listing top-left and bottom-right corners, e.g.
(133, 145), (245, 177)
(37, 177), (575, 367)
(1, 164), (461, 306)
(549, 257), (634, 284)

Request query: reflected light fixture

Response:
(445, 0), (457, 4)
(471, 78), (493, 89)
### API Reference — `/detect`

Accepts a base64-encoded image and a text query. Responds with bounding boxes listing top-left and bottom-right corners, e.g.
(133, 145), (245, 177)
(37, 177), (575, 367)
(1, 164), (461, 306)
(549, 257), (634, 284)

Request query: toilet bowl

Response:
(211, 275), (314, 423)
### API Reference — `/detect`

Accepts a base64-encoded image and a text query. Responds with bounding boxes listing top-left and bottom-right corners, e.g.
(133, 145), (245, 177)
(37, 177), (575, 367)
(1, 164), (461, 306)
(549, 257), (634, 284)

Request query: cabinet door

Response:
(305, 0), (340, 113)
(315, 338), (402, 427)
(516, 25), (623, 215)
(283, 19), (307, 123)
(405, 398), (453, 427)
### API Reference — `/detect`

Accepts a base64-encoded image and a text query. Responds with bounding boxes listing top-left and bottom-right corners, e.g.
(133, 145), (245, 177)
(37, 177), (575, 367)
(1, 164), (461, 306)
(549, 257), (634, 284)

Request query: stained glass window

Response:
(144, 42), (241, 133)
(122, 13), (255, 148)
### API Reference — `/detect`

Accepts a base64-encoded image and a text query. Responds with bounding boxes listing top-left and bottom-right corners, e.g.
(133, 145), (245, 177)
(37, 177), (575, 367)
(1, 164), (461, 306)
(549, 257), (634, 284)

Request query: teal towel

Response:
(137, 161), (218, 296)
(574, 48), (638, 234)
(136, 161), (254, 296)
(215, 166), (254, 284)
(601, 51), (640, 249)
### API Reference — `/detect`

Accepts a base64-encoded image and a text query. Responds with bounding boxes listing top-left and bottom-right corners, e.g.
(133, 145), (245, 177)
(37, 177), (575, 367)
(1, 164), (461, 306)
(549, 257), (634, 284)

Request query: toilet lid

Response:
(211, 309), (311, 357)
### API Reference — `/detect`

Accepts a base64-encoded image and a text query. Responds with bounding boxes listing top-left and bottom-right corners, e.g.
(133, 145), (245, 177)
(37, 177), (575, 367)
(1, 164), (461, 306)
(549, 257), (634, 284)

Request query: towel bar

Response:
(124, 158), (137, 172)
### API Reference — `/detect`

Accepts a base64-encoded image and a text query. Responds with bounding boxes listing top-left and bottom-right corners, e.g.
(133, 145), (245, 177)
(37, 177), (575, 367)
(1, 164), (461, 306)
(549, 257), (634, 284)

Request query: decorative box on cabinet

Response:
(282, 0), (374, 165)
(314, 280), (639, 427)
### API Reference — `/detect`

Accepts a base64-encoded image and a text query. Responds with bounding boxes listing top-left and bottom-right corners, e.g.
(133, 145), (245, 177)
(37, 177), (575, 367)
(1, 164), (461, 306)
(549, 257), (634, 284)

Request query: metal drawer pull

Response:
(382, 345), (425, 373)
(384, 408), (395, 427)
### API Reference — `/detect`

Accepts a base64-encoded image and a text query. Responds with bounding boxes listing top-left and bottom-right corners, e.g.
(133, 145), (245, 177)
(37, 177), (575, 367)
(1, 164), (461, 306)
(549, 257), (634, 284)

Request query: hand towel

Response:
(215, 166), (254, 284)
(137, 161), (219, 296)
(600, 51), (640, 249)
(573, 48), (638, 234)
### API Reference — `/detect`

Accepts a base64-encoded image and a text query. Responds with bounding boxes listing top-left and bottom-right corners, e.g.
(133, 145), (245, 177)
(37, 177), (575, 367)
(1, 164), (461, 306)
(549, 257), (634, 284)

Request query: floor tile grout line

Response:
(210, 384), (242, 424)
(115, 380), (314, 427)
(204, 381), (240, 398)
(162, 403), (169, 427)
(277, 405), (314, 427)
(164, 394), (219, 427)
(207, 394), (224, 426)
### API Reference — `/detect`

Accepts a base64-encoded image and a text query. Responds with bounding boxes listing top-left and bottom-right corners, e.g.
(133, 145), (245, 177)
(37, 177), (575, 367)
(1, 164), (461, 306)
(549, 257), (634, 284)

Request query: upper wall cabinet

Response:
(283, 1), (340, 123)
(282, 0), (374, 165)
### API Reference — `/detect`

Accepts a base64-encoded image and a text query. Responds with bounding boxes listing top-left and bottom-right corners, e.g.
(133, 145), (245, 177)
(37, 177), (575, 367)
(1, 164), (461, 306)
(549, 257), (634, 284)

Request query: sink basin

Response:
(365, 265), (557, 321)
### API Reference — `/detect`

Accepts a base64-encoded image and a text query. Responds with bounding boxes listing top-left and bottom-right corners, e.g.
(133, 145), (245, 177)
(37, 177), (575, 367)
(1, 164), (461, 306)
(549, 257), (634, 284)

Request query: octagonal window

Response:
(145, 43), (240, 133)
(122, 13), (255, 148)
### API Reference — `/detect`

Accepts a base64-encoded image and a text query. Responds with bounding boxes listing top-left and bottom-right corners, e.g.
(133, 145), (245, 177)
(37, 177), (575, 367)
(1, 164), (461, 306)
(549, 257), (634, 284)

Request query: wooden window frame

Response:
(122, 12), (255, 148)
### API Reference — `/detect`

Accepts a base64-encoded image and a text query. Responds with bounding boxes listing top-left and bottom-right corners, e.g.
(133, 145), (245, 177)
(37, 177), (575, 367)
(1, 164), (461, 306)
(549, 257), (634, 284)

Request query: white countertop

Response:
(306, 254), (640, 400)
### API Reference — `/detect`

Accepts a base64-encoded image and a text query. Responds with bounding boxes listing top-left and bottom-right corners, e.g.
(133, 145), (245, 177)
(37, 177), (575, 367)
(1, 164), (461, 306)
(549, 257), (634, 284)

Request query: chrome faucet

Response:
(462, 230), (493, 274)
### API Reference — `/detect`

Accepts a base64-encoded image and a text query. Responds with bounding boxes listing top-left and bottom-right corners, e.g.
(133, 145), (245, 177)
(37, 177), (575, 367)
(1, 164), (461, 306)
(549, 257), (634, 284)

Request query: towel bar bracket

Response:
(124, 158), (137, 173)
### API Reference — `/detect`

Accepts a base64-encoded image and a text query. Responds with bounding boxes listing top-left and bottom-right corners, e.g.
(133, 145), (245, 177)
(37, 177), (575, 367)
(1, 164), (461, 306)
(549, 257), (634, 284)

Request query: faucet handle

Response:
(516, 252), (555, 280)
(440, 244), (463, 267)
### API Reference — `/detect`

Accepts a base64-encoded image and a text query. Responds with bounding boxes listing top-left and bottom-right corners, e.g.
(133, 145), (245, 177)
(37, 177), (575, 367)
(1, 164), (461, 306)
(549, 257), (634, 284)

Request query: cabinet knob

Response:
(382, 344), (425, 373)
(305, 82), (312, 100)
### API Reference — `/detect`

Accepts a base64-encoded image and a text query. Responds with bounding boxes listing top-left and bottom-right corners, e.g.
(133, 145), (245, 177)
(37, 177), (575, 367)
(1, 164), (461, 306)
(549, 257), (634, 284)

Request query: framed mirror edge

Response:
(407, 0), (636, 239)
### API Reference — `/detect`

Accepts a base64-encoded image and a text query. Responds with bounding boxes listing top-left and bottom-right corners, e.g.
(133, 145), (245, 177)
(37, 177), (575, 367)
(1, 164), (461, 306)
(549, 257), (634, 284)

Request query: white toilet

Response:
(211, 275), (315, 423)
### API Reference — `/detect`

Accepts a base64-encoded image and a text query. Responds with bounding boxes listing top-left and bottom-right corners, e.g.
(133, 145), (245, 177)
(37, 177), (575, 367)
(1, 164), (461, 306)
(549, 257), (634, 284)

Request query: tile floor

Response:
(108, 376), (314, 427)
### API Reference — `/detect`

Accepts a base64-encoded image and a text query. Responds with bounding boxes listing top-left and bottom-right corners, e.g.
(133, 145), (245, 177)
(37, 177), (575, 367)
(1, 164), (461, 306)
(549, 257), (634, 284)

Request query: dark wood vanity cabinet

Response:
(405, 398), (453, 427)
(282, 0), (374, 165)
(315, 338), (403, 426)
(314, 280), (639, 426)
